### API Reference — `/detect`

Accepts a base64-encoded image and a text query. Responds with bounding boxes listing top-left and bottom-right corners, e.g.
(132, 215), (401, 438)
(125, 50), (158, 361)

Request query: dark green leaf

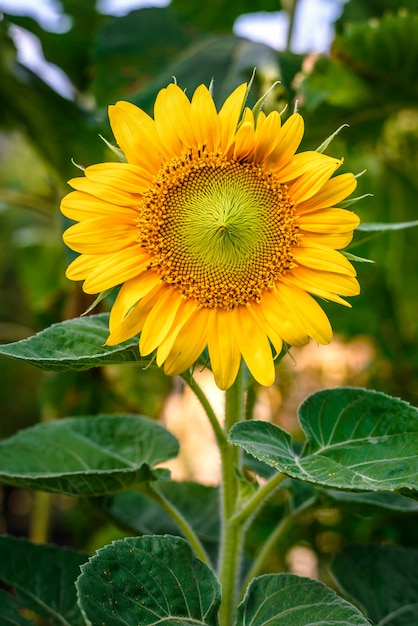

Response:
(237, 573), (370, 625)
(76, 535), (221, 625)
(0, 314), (146, 372)
(229, 387), (418, 495)
(0, 415), (178, 496)
(333, 12), (418, 101)
(171, 0), (281, 32)
(0, 536), (87, 626)
(0, 590), (34, 625)
(106, 481), (219, 543)
(319, 488), (418, 513)
(332, 545), (418, 625)
(92, 7), (195, 106)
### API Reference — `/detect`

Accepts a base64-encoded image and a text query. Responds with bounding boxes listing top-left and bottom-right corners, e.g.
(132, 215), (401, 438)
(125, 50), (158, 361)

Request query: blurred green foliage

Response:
(0, 0), (418, 553)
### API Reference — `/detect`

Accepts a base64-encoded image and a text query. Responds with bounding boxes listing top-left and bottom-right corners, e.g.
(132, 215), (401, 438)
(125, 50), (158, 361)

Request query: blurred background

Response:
(0, 0), (417, 578)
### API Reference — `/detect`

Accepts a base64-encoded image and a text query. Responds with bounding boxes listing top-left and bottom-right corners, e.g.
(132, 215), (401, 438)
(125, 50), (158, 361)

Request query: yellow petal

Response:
(156, 299), (200, 365)
(67, 176), (141, 207)
(85, 162), (151, 194)
(264, 113), (304, 170)
(218, 83), (248, 154)
(276, 151), (339, 183)
(109, 272), (161, 330)
(299, 230), (355, 250)
(163, 308), (210, 376)
(153, 83), (195, 149)
(66, 254), (102, 281)
(109, 101), (167, 172)
(191, 84), (221, 152)
(288, 266), (360, 299)
(82, 248), (150, 294)
(207, 309), (241, 390)
(293, 244), (357, 277)
(233, 109), (256, 161)
(140, 288), (183, 355)
(275, 282), (333, 344)
(233, 306), (275, 386)
(260, 289), (309, 346)
(287, 157), (342, 204)
(107, 284), (163, 345)
(63, 216), (138, 254)
(254, 110), (281, 162)
(249, 302), (284, 357)
(296, 173), (357, 213)
(154, 85), (184, 154)
(61, 191), (137, 221)
(297, 208), (360, 233)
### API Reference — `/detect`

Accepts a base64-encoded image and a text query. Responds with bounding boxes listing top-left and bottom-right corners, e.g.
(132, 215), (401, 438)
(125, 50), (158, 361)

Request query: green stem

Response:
(231, 472), (287, 527)
(217, 363), (246, 626)
(285, 0), (299, 53)
(146, 482), (211, 567)
(181, 370), (227, 448)
(241, 495), (317, 593)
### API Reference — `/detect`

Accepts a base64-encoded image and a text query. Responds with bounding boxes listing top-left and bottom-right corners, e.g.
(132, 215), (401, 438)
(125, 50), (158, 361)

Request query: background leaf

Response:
(105, 481), (219, 543)
(229, 387), (418, 495)
(76, 535), (221, 625)
(0, 314), (145, 372)
(331, 544), (418, 625)
(0, 415), (178, 496)
(0, 535), (87, 626)
(237, 573), (370, 625)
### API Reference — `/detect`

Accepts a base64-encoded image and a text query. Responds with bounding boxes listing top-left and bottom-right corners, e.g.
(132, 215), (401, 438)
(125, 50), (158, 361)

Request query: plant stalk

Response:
(217, 363), (246, 626)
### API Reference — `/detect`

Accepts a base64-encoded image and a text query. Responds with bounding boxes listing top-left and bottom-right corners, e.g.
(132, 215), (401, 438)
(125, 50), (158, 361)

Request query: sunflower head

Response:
(61, 81), (360, 389)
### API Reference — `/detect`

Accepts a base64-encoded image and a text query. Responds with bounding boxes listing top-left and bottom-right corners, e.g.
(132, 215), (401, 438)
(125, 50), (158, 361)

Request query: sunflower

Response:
(61, 81), (360, 389)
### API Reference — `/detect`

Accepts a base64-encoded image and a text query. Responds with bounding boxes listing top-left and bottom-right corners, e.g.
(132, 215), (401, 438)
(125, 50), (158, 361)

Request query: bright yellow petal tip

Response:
(61, 80), (361, 389)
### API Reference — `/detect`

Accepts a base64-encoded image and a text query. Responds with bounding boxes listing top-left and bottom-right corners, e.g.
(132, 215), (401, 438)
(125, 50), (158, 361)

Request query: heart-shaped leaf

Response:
(0, 415), (178, 496)
(332, 545), (418, 625)
(229, 388), (418, 495)
(237, 573), (370, 625)
(0, 536), (87, 626)
(0, 313), (146, 372)
(76, 535), (221, 625)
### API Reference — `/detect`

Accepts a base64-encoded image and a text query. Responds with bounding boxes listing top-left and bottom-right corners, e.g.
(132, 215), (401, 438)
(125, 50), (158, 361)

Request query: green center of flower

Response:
(139, 151), (298, 309)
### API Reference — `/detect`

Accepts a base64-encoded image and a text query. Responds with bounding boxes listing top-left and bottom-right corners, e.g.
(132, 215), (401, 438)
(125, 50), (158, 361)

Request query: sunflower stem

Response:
(217, 362), (246, 626)
(145, 482), (211, 567)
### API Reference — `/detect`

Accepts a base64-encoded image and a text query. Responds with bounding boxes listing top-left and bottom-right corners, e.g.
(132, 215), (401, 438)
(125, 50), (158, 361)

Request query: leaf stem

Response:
(181, 370), (227, 448)
(231, 471), (288, 527)
(241, 494), (317, 593)
(217, 363), (246, 626)
(146, 481), (211, 567)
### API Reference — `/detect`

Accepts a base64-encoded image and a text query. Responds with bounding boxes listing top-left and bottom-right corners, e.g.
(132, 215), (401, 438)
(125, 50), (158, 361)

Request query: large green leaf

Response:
(171, 0), (281, 32)
(0, 590), (33, 625)
(76, 535), (221, 625)
(0, 415), (178, 496)
(331, 545), (418, 625)
(106, 481), (220, 543)
(0, 536), (87, 626)
(332, 12), (418, 101)
(229, 388), (418, 495)
(318, 488), (418, 513)
(92, 7), (195, 106)
(0, 314), (146, 372)
(237, 573), (370, 625)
